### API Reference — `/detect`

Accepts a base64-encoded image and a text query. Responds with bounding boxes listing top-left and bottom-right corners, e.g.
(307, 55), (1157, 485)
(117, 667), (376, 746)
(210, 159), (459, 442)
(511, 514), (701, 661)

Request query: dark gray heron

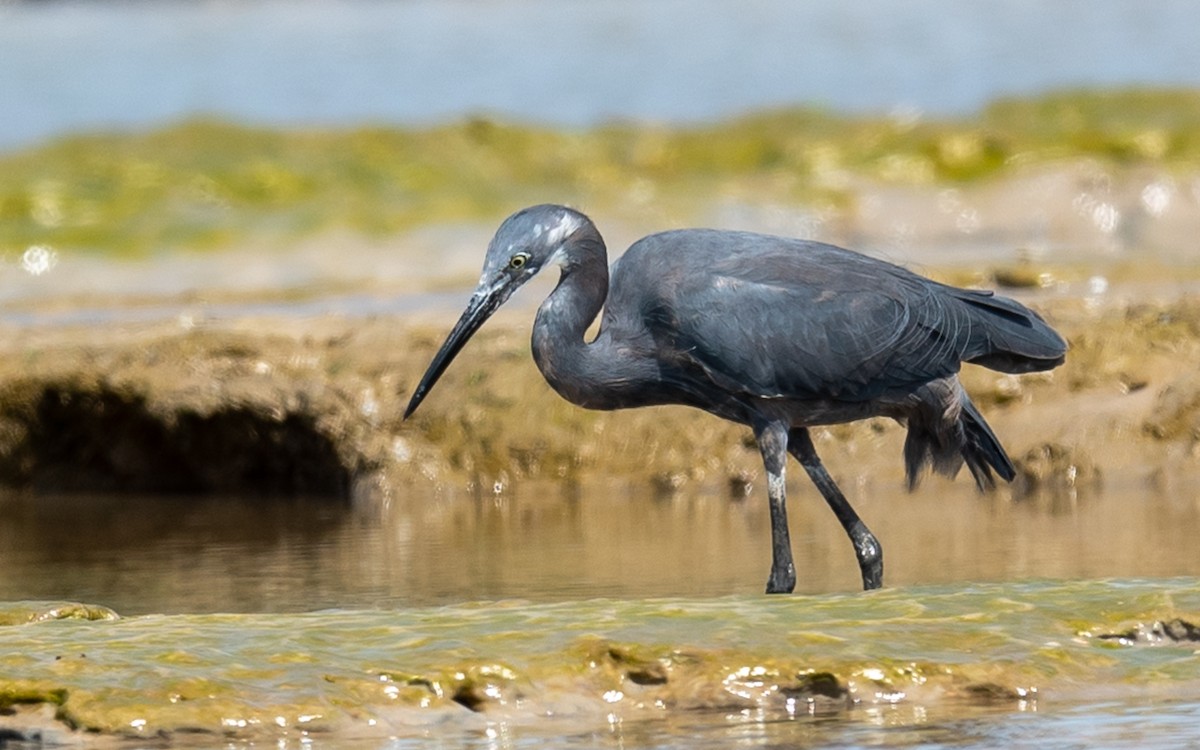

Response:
(404, 204), (1067, 593)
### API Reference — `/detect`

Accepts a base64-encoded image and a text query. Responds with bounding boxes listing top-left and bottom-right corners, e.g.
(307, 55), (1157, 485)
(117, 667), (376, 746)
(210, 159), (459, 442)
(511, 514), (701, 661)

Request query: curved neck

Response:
(531, 225), (613, 408)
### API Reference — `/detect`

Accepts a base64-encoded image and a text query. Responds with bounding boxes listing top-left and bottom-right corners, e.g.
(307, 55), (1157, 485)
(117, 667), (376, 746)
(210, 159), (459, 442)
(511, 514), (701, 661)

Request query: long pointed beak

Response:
(404, 283), (507, 419)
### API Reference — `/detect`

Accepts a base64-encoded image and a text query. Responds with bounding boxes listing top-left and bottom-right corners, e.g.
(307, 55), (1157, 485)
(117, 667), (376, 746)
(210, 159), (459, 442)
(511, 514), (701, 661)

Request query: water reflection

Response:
(1, 473), (1197, 615)
(20, 244), (58, 276)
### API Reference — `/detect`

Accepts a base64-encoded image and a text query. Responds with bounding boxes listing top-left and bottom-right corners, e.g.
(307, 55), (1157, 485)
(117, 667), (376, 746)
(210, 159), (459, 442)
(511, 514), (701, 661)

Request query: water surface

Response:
(3, 0), (1200, 149)
(2, 467), (1200, 747)
(1, 476), (1197, 613)
(2, 580), (1198, 748)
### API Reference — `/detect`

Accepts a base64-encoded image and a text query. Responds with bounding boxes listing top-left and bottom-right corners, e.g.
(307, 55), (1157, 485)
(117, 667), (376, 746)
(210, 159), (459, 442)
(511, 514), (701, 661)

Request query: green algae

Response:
(0, 684), (67, 710)
(0, 601), (119, 626)
(3, 580), (1196, 744)
(3, 89), (1200, 258)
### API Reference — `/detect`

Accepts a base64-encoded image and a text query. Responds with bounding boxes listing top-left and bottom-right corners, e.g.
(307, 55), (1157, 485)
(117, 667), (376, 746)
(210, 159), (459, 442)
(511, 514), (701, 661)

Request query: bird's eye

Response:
(508, 253), (530, 270)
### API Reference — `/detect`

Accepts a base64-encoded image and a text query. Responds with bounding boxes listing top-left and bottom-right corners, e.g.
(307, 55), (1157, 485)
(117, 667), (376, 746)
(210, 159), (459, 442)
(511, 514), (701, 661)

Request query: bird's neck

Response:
(531, 228), (614, 409)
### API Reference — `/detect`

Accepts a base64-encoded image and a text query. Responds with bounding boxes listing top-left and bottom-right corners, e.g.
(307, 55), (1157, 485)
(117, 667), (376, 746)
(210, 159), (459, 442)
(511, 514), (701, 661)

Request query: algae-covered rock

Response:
(0, 602), (119, 626)
(960, 682), (1037, 703)
(1095, 617), (1200, 645)
(780, 670), (850, 708)
(1010, 443), (1100, 500)
(589, 642), (671, 687)
(0, 684), (67, 710)
(1145, 372), (1200, 442)
(447, 663), (525, 712)
(991, 263), (1051, 289)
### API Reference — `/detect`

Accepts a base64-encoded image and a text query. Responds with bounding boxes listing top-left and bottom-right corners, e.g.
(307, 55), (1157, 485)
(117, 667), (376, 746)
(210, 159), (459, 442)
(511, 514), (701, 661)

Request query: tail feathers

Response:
(953, 289), (1067, 374)
(903, 394), (1015, 491)
(960, 398), (1016, 487)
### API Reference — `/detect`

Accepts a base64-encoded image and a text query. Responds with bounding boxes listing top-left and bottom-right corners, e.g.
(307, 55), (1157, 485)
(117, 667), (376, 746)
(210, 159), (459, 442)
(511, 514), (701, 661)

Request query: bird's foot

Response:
(765, 563), (796, 595)
(860, 561), (884, 591)
(851, 522), (884, 590)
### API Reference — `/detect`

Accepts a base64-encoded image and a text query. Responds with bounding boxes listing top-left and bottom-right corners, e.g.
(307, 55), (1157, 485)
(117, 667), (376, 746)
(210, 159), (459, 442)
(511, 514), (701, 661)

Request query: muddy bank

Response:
(1, 581), (1199, 746)
(0, 291), (1198, 502)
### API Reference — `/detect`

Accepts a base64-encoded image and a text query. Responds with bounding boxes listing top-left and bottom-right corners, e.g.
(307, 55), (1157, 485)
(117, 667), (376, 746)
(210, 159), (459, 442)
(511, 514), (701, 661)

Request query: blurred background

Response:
(6, 6), (1200, 747)
(4, 0), (1200, 148)
(2, 0), (1200, 615)
(4, 0), (1200, 308)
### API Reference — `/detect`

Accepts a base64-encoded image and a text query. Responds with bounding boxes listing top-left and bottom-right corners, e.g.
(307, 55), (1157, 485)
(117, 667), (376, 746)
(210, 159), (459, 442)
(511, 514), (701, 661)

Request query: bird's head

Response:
(404, 204), (588, 418)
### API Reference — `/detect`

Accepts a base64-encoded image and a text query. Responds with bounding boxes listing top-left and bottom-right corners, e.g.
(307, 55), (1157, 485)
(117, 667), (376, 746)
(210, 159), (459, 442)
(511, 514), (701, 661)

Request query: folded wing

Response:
(627, 235), (1064, 403)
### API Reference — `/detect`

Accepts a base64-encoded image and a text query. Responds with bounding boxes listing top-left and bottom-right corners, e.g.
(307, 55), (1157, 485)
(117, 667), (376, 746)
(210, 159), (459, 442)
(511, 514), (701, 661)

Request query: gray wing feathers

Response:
(950, 289), (1068, 372)
(619, 232), (1066, 402)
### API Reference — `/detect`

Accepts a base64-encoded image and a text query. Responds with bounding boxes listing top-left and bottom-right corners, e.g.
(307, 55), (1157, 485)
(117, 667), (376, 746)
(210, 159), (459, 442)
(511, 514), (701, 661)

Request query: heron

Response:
(404, 204), (1067, 594)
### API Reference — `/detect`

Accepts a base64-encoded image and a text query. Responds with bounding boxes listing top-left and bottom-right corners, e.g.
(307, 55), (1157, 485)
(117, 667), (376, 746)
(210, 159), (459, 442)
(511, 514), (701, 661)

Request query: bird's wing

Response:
(648, 243), (971, 402)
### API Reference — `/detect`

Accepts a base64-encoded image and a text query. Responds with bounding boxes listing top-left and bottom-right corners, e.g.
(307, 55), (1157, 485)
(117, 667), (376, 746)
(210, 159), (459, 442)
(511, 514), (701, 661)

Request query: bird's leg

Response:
(754, 420), (796, 594)
(789, 428), (883, 591)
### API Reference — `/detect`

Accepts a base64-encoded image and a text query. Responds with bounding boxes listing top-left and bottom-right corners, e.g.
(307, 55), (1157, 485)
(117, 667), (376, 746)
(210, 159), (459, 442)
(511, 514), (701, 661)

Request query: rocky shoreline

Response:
(0, 289), (1197, 505)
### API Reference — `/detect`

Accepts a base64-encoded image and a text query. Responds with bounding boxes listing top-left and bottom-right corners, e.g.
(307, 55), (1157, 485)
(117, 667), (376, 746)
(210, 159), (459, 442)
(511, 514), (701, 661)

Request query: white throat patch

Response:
(544, 213), (582, 246)
(546, 244), (569, 268)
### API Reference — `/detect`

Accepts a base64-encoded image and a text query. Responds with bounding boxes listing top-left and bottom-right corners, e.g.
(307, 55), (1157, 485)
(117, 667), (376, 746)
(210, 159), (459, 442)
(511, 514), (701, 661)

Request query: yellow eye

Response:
(508, 253), (530, 270)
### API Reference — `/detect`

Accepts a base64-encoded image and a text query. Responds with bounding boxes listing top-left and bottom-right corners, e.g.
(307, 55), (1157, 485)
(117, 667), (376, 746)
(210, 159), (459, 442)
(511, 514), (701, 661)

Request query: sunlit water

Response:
(3, 0), (1200, 149)
(2, 478), (1198, 613)
(2, 580), (1199, 748)
(2, 480), (1199, 746)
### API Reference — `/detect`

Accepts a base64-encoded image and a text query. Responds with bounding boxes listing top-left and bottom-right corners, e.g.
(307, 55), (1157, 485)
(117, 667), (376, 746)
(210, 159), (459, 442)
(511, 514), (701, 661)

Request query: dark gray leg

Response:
(754, 421), (795, 594)
(789, 428), (883, 591)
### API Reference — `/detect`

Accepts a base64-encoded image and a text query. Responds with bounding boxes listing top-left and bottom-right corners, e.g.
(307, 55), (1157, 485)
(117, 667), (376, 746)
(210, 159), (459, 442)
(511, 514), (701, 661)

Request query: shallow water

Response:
(2, 477), (1199, 614)
(2, 479), (1200, 746)
(1, 581), (1199, 747)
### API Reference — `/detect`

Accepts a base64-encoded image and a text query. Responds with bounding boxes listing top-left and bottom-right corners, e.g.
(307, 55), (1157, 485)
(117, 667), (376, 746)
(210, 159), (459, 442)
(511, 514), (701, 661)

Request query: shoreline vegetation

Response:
(3, 88), (1200, 258)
